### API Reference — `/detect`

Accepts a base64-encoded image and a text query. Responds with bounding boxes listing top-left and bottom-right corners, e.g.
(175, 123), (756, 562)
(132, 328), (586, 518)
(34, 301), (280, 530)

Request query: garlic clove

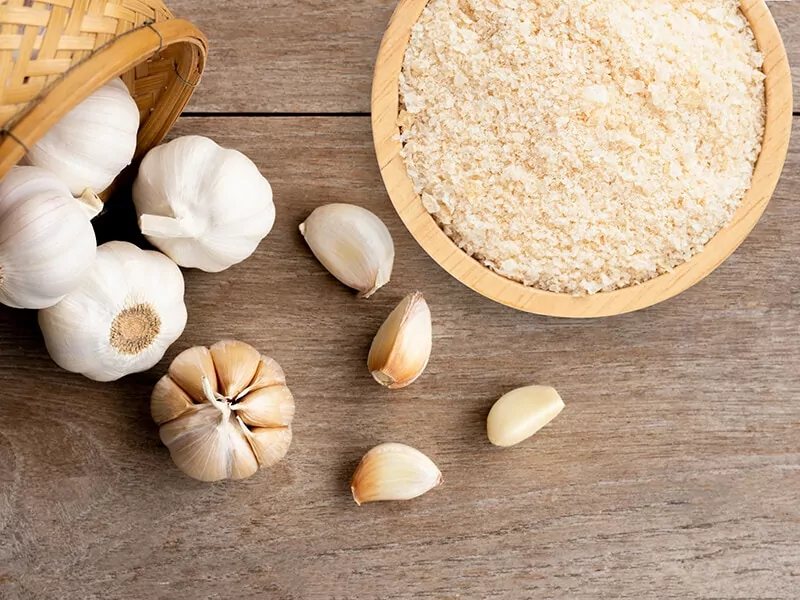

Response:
(168, 345), (218, 403)
(486, 386), (565, 447)
(158, 403), (258, 482)
(210, 340), (262, 398)
(350, 443), (442, 505)
(249, 356), (287, 390)
(151, 375), (194, 425)
(160, 397), (262, 482)
(299, 203), (394, 298)
(368, 292), (432, 389)
(232, 385), (295, 427)
(240, 422), (293, 468)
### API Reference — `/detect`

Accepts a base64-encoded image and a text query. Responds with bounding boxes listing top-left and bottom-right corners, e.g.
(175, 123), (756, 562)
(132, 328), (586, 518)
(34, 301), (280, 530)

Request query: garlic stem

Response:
(78, 188), (104, 219)
(202, 376), (231, 417)
(139, 214), (196, 239)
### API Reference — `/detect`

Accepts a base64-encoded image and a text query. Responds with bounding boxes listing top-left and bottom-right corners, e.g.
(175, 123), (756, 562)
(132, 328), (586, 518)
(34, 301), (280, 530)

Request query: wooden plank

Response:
(0, 116), (798, 598)
(169, 0), (800, 113)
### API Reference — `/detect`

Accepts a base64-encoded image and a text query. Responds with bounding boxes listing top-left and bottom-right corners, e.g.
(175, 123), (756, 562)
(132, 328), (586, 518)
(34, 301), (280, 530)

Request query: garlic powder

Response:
(399, 0), (766, 295)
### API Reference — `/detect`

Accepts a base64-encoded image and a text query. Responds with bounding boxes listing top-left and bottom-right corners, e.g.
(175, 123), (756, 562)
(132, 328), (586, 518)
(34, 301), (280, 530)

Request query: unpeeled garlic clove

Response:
(486, 385), (565, 447)
(240, 421), (293, 468)
(210, 339), (262, 397)
(368, 292), (432, 389)
(350, 443), (442, 505)
(299, 203), (394, 298)
(158, 402), (259, 482)
(232, 385), (295, 427)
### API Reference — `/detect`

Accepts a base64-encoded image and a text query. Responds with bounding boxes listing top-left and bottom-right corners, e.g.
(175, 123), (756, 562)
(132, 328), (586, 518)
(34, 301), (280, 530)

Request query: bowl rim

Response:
(371, 0), (793, 318)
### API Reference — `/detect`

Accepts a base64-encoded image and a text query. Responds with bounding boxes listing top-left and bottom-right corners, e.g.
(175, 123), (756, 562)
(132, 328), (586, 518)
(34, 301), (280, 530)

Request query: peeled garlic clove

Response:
(241, 422), (293, 468)
(159, 403), (258, 482)
(486, 386), (565, 447)
(168, 345), (218, 402)
(300, 203), (394, 298)
(151, 375), (194, 425)
(368, 292), (432, 389)
(210, 339), (262, 398)
(350, 443), (442, 505)
(232, 385), (295, 427)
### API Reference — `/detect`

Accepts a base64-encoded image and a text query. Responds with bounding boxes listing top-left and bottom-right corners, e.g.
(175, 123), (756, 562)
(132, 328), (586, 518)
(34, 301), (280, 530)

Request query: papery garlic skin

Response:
(368, 292), (432, 389)
(300, 204), (394, 298)
(38, 241), (187, 382)
(351, 443), (442, 505)
(0, 166), (96, 309)
(26, 78), (139, 197)
(151, 341), (294, 482)
(133, 135), (275, 273)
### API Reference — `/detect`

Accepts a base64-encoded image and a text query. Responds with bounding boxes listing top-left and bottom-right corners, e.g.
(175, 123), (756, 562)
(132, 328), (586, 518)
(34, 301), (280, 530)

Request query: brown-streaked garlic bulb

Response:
(151, 340), (295, 482)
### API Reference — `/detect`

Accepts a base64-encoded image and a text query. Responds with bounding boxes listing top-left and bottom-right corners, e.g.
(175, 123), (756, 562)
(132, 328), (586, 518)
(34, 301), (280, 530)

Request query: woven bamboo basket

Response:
(0, 0), (207, 194)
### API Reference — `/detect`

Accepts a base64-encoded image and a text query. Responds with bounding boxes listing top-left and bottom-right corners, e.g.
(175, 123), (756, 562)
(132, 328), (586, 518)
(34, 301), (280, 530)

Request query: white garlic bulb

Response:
(0, 166), (97, 309)
(300, 204), (395, 297)
(133, 135), (275, 273)
(26, 78), (139, 197)
(152, 340), (294, 482)
(38, 241), (187, 382)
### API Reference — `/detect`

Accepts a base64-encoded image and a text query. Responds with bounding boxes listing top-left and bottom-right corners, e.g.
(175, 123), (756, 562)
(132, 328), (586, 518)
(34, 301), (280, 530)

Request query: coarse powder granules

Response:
(399, 0), (766, 295)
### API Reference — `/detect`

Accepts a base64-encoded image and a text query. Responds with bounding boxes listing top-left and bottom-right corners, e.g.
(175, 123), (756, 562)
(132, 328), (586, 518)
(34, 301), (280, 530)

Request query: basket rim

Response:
(0, 18), (208, 182)
(371, 0), (793, 318)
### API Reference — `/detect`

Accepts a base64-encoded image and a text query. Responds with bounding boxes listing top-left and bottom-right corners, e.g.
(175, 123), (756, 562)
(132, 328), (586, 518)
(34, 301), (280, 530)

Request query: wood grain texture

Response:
(373, 0), (792, 318)
(168, 0), (800, 113)
(0, 116), (798, 599)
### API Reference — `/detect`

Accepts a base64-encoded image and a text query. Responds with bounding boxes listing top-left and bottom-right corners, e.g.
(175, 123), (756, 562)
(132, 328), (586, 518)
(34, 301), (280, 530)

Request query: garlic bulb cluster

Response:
(300, 204), (394, 298)
(0, 166), (96, 309)
(368, 292), (432, 388)
(151, 340), (294, 482)
(133, 135), (275, 273)
(26, 78), (139, 198)
(39, 241), (187, 382)
(351, 443), (442, 505)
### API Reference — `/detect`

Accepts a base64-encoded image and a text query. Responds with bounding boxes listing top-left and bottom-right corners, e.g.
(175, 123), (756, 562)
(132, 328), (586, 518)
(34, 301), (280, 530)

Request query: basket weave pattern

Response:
(0, 0), (207, 182)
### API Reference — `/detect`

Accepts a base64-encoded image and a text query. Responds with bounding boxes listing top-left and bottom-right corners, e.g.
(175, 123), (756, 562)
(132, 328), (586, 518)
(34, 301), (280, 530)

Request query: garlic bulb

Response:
(133, 135), (275, 273)
(300, 204), (394, 298)
(151, 340), (294, 482)
(0, 166), (96, 309)
(38, 241), (187, 382)
(368, 292), (432, 388)
(26, 78), (139, 198)
(351, 443), (442, 505)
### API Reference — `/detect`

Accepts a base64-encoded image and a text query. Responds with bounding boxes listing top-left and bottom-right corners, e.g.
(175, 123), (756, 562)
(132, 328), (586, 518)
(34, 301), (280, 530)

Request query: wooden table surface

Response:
(1, 2), (799, 599)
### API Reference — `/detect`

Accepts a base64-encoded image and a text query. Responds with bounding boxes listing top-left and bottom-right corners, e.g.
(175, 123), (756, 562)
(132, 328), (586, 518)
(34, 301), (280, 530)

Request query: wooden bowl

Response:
(0, 0), (207, 197)
(372, 0), (792, 318)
